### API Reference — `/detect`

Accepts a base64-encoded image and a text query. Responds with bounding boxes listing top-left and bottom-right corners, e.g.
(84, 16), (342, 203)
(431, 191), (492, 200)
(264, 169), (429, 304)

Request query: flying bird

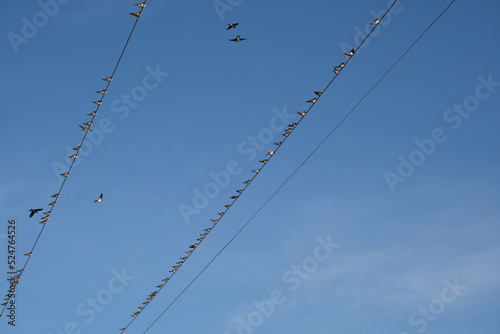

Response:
(130, 12), (141, 17)
(29, 208), (42, 218)
(227, 23), (239, 30)
(230, 35), (246, 42)
(344, 48), (355, 57)
(370, 18), (380, 25)
(94, 193), (103, 203)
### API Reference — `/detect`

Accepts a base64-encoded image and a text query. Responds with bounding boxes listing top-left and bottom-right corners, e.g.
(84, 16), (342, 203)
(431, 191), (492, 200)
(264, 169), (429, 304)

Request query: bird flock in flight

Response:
(0, 1), (390, 331)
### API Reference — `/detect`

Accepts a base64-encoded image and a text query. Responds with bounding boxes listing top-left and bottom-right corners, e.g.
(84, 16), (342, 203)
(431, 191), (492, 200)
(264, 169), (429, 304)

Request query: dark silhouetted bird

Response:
(227, 23), (239, 30)
(29, 208), (42, 218)
(230, 35), (246, 42)
(314, 91), (322, 97)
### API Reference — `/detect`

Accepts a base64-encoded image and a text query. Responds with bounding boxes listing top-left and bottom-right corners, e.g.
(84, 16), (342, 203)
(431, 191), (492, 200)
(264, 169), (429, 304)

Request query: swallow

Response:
(344, 48), (355, 57)
(29, 208), (43, 218)
(172, 265), (180, 269)
(283, 132), (290, 137)
(43, 211), (51, 216)
(225, 204), (231, 209)
(274, 141), (282, 146)
(370, 18), (380, 25)
(204, 228), (212, 232)
(190, 243), (198, 248)
(176, 261), (184, 265)
(135, 2), (146, 8)
(306, 98), (317, 103)
(87, 111), (97, 116)
(60, 173), (69, 177)
(230, 35), (246, 42)
(267, 150), (274, 156)
(334, 69), (340, 74)
(314, 91), (322, 97)
(252, 169), (260, 173)
(285, 128), (294, 133)
(130, 12), (141, 17)
(259, 159), (268, 163)
(39, 220), (47, 224)
(230, 195), (239, 199)
(218, 212), (225, 216)
(102, 77), (112, 82)
(79, 125), (92, 132)
(42, 215), (49, 220)
(200, 233), (208, 237)
(335, 62), (345, 69)
(83, 121), (92, 126)
(186, 251), (193, 254)
(211, 219), (219, 224)
(48, 201), (56, 206)
(69, 154), (78, 159)
(227, 23), (239, 30)
(180, 257), (188, 261)
(298, 111), (307, 116)
(24, 252), (32, 256)
(288, 123), (298, 127)
(170, 269), (177, 273)
(236, 189), (244, 193)
(162, 278), (170, 282)
(243, 180), (251, 184)
(94, 193), (103, 203)
(96, 90), (107, 95)
(93, 100), (102, 105)
(51, 194), (59, 198)
(197, 237), (204, 241)
(156, 285), (163, 289)
(73, 146), (81, 151)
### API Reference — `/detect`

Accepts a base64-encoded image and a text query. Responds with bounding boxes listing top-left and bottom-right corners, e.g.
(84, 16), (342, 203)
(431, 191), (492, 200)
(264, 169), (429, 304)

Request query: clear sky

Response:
(1, 0), (499, 333)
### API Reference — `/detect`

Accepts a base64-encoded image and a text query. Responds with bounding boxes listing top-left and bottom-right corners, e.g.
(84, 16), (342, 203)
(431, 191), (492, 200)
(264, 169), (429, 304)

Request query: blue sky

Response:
(1, 0), (499, 333)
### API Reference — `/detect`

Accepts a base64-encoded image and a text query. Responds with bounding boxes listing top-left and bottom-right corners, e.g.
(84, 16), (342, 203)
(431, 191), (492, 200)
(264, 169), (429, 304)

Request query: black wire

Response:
(139, 0), (456, 332)
(0, 2), (147, 319)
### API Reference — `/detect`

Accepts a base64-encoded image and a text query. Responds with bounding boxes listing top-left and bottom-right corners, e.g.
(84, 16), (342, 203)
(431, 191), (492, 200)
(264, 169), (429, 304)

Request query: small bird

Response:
(370, 18), (380, 25)
(172, 265), (180, 269)
(236, 189), (244, 193)
(69, 154), (77, 159)
(306, 98), (317, 103)
(169, 269), (177, 273)
(43, 211), (51, 215)
(87, 111), (97, 116)
(227, 23), (239, 30)
(60, 173), (69, 177)
(344, 48), (355, 57)
(24, 252), (32, 256)
(274, 141), (282, 146)
(102, 77), (112, 82)
(243, 180), (251, 184)
(298, 111), (307, 116)
(28, 208), (43, 218)
(83, 121), (92, 126)
(334, 69), (340, 74)
(197, 237), (204, 241)
(200, 233), (207, 237)
(93, 100), (102, 105)
(204, 228), (212, 232)
(314, 91), (322, 97)
(230, 35), (246, 42)
(51, 194), (59, 198)
(267, 150), (274, 156)
(230, 195), (239, 199)
(180, 257), (188, 261)
(48, 201), (56, 206)
(282, 132), (290, 137)
(135, 2), (146, 8)
(94, 193), (103, 203)
(39, 220), (47, 224)
(225, 204), (231, 209)
(73, 146), (81, 151)
(259, 159), (268, 164)
(252, 169), (260, 173)
(218, 212), (225, 216)
(335, 62), (345, 69)
(285, 128), (294, 133)
(96, 90), (107, 95)
(42, 215), (49, 220)
(176, 261), (184, 265)
(155, 285), (163, 289)
(120, 329), (126, 332)
(288, 123), (298, 127)
(130, 12), (141, 17)
(211, 219), (219, 224)
(79, 125), (92, 132)
(186, 250), (193, 254)
(189, 243), (198, 248)
(162, 278), (170, 282)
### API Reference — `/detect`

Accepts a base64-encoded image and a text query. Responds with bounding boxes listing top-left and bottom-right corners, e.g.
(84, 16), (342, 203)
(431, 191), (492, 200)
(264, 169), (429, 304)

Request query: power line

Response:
(138, 0), (456, 332)
(0, 1), (148, 320)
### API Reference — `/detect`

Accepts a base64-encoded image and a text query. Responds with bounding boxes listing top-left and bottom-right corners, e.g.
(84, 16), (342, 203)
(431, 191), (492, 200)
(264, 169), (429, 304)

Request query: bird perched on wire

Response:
(306, 98), (317, 103)
(227, 23), (239, 30)
(314, 91), (322, 97)
(79, 125), (92, 132)
(297, 111), (307, 116)
(60, 172), (69, 177)
(28, 208), (42, 218)
(96, 90), (107, 95)
(259, 159), (268, 164)
(83, 121), (92, 126)
(93, 100), (102, 105)
(370, 18), (380, 25)
(94, 193), (103, 203)
(135, 2), (146, 8)
(87, 111), (97, 116)
(230, 35), (246, 42)
(102, 77), (112, 82)
(130, 12), (141, 17)
(344, 48), (355, 57)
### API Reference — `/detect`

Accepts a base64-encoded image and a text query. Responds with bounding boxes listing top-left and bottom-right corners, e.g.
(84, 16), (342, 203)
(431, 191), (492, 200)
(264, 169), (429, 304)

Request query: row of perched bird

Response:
(0, 1), (147, 320)
(117, 15), (383, 333)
